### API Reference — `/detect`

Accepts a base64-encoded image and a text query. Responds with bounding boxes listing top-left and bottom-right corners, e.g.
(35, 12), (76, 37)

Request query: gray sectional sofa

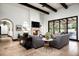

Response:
(49, 34), (69, 49)
(32, 33), (69, 49)
(20, 33), (69, 49)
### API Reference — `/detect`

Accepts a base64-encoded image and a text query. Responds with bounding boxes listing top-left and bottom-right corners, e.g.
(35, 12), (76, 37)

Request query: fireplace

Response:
(33, 30), (39, 35)
(32, 28), (40, 35)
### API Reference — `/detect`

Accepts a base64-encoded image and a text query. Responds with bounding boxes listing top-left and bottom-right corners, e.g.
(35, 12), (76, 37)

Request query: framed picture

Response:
(16, 25), (22, 31)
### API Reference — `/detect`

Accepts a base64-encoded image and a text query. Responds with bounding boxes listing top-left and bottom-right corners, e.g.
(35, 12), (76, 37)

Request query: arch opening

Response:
(0, 18), (14, 39)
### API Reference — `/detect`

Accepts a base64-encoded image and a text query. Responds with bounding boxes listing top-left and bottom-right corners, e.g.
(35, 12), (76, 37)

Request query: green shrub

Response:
(45, 32), (51, 40)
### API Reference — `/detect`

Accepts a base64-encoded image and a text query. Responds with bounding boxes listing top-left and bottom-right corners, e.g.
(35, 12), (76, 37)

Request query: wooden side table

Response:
(42, 38), (53, 47)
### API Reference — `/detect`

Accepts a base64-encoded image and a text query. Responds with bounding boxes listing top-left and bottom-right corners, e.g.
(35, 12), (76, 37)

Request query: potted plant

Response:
(45, 32), (51, 40)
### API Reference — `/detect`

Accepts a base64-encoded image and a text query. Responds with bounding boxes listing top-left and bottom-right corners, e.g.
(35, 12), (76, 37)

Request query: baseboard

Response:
(69, 39), (79, 42)
(12, 39), (18, 41)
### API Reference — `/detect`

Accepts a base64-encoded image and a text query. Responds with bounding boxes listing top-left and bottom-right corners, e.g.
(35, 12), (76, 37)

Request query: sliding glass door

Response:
(68, 17), (77, 40)
(48, 16), (78, 41)
(60, 19), (67, 33)
(54, 20), (59, 34)
(48, 21), (53, 34)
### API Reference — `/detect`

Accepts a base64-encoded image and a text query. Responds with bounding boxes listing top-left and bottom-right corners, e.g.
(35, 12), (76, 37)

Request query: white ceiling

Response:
(29, 3), (76, 12)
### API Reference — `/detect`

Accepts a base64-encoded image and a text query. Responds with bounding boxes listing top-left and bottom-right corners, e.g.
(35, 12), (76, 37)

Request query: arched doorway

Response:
(0, 18), (14, 39)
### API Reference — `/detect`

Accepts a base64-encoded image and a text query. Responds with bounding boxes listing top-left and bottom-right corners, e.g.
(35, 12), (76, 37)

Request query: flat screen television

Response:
(31, 21), (40, 28)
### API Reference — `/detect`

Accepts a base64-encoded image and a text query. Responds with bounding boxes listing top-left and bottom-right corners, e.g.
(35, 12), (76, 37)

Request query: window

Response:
(48, 16), (78, 41)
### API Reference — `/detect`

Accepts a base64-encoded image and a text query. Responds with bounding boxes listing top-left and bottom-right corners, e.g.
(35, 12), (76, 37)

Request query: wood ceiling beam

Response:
(19, 3), (49, 14)
(39, 3), (57, 12)
(60, 3), (68, 9)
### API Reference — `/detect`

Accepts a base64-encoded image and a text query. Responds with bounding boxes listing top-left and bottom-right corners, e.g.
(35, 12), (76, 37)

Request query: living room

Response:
(0, 3), (79, 56)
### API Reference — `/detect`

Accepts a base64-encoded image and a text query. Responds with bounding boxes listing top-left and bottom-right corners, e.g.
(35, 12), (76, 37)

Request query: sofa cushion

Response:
(32, 36), (44, 49)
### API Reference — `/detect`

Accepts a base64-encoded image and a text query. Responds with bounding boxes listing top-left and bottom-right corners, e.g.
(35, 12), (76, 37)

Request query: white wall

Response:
(40, 13), (45, 35)
(29, 8), (41, 35)
(0, 3), (42, 39)
(43, 4), (79, 39)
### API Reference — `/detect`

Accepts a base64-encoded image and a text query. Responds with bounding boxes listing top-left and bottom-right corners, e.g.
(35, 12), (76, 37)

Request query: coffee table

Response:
(42, 38), (53, 47)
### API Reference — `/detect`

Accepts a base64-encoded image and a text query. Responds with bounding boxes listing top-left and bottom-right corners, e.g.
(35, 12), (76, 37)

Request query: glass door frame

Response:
(59, 18), (68, 33)
(67, 16), (78, 41)
(53, 20), (60, 34)
(48, 21), (54, 34)
(48, 16), (78, 41)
